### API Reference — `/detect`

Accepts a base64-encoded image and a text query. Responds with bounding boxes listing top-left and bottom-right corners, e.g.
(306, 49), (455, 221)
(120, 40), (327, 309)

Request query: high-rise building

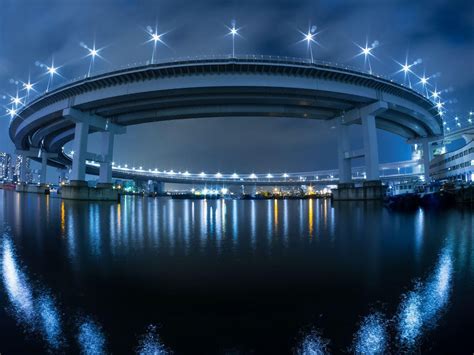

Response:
(12, 155), (32, 183)
(0, 152), (12, 181)
(25, 158), (33, 183)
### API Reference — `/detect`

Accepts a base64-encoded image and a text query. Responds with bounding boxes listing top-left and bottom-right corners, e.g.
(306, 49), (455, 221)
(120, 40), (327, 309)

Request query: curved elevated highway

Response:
(9, 55), (442, 186)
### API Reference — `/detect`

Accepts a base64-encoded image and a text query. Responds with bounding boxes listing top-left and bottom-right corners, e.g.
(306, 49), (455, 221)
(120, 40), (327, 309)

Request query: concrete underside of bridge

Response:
(9, 58), (442, 201)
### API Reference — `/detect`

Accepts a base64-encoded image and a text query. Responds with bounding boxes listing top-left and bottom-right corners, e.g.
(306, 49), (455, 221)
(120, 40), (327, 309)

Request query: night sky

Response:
(0, 0), (473, 174)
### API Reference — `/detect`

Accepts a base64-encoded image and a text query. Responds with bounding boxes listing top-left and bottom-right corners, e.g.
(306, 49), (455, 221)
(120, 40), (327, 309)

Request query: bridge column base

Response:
(61, 180), (119, 201)
(15, 183), (50, 195)
(332, 180), (385, 201)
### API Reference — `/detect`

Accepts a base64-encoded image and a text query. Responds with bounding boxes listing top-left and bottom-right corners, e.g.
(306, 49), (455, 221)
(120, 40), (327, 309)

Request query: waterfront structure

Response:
(429, 126), (474, 181)
(430, 141), (474, 181)
(9, 56), (442, 199)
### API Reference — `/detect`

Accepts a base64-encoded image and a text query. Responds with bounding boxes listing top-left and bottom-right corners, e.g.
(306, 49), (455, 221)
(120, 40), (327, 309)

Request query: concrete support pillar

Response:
(362, 114), (380, 180)
(71, 122), (89, 182)
(99, 131), (114, 184)
(40, 153), (48, 184)
(146, 180), (164, 194)
(247, 184), (257, 196)
(422, 139), (432, 182)
(156, 181), (165, 194)
(337, 120), (351, 183)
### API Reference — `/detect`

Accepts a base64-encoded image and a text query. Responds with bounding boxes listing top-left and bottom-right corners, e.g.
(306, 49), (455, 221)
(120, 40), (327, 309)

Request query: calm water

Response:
(0, 190), (473, 354)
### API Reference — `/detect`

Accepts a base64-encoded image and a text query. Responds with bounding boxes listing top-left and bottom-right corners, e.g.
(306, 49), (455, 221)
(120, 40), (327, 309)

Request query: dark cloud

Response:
(0, 0), (472, 173)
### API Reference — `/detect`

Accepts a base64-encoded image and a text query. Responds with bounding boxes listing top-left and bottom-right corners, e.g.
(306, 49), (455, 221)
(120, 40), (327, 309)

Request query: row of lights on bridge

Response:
(80, 155), (358, 181)
(2, 21), (472, 132)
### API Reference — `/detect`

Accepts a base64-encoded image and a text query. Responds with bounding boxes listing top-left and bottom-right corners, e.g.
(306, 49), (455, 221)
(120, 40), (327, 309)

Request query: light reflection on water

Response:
(347, 243), (453, 354)
(0, 193), (470, 353)
(1, 236), (64, 350)
(352, 313), (388, 354)
(397, 244), (453, 349)
(136, 324), (170, 355)
(37, 293), (63, 349)
(78, 318), (106, 355)
(2, 238), (35, 322)
(295, 243), (454, 354)
(1, 233), (170, 353)
(295, 330), (330, 355)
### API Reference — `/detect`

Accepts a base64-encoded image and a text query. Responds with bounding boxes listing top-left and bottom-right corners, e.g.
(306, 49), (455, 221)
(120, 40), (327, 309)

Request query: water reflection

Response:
(352, 313), (388, 354)
(2, 237), (35, 322)
(0, 192), (469, 353)
(298, 243), (454, 353)
(78, 318), (106, 355)
(1, 236), (64, 350)
(397, 244), (453, 348)
(295, 330), (330, 355)
(37, 293), (63, 349)
(308, 198), (314, 237)
(136, 325), (170, 355)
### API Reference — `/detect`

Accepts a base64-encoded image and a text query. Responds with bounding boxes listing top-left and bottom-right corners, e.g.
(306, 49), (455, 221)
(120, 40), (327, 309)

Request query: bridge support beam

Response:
(421, 139), (432, 182)
(337, 119), (351, 183)
(99, 131), (114, 184)
(40, 153), (48, 184)
(362, 114), (380, 181)
(70, 122), (89, 182)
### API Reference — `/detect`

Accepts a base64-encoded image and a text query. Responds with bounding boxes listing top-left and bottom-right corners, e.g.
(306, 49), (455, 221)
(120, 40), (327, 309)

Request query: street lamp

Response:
(226, 20), (241, 57)
(355, 39), (378, 73)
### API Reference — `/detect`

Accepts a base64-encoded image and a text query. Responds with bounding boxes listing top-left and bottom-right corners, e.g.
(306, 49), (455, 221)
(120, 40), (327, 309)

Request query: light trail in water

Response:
(296, 242), (454, 354)
(1, 234), (170, 353)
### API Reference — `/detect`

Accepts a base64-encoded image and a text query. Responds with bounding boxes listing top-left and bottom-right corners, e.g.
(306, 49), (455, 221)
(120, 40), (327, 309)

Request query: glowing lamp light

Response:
(215, 172), (222, 178)
(199, 172), (206, 177)
(226, 20), (241, 57)
(47, 65), (57, 76)
(231, 173), (239, 179)
(183, 171), (190, 176)
(221, 188), (229, 194)
(249, 173), (257, 179)
(304, 31), (315, 43)
(266, 173), (273, 179)
(7, 107), (17, 118)
(89, 48), (98, 57)
(23, 82), (34, 92)
(11, 96), (22, 106)
(420, 76), (428, 85)
(283, 173), (289, 178)
(362, 46), (372, 57)
(151, 33), (161, 43)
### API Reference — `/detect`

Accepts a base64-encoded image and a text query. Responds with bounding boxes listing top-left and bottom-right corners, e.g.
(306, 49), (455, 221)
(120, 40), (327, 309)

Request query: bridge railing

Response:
(79, 157), (423, 184)
(20, 54), (431, 109)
